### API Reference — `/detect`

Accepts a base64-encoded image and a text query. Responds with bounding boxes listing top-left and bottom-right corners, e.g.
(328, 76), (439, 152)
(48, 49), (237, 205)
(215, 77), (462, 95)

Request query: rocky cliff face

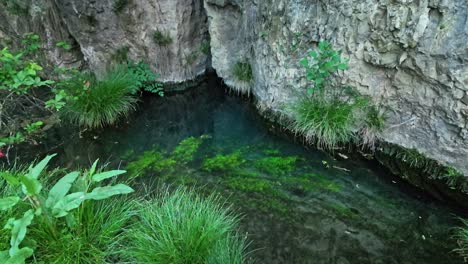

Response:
(1, 0), (467, 175)
(0, 0), (209, 82)
(205, 0), (468, 175)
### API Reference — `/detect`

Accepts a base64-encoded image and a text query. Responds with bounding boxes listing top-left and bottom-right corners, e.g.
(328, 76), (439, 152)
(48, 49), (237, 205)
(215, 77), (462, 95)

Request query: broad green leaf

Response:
(91, 170), (126, 183)
(9, 210), (34, 256)
(89, 159), (99, 177)
(45, 171), (80, 208)
(1, 172), (20, 186)
(86, 184), (134, 200)
(51, 192), (86, 218)
(308, 50), (318, 58)
(299, 58), (308, 67)
(28, 154), (56, 179)
(19, 175), (42, 196)
(0, 197), (20, 211)
(2, 247), (33, 264)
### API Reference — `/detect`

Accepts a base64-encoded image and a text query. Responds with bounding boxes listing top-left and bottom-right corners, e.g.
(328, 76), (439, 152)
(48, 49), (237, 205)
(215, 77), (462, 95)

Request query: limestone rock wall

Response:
(204, 0), (468, 175)
(0, 0), (210, 82)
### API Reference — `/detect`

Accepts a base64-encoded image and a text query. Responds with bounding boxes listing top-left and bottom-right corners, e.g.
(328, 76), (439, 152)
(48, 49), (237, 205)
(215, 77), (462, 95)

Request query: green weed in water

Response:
(202, 151), (245, 174)
(126, 150), (176, 177)
(171, 135), (208, 164)
(254, 156), (301, 175)
(225, 177), (281, 197)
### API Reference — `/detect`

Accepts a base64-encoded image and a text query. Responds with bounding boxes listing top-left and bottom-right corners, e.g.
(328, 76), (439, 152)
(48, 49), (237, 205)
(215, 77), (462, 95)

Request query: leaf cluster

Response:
(0, 155), (134, 263)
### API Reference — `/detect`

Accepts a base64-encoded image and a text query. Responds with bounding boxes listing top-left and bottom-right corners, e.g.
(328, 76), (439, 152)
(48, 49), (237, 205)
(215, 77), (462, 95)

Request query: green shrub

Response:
(289, 98), (357, 150)
(126, 188), (247, 264)
(153, 30), (172, 46)
(299, 41), (348, 95)
(0, 155), (134, 263)
(454, 218), (468, 262)
(62, 66), (138, 128)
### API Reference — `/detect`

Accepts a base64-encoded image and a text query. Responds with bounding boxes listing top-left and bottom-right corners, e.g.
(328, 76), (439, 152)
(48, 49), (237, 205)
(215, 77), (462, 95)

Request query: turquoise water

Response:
(17, 77), (465, 263)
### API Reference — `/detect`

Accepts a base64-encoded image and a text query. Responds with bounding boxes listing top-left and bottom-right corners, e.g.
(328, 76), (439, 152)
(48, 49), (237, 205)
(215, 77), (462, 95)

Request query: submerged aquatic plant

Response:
(126, 188), (248, 264)
(202, 151), (245, 174)
(171, 136), (208, 164)
(254, 156), (300, 175)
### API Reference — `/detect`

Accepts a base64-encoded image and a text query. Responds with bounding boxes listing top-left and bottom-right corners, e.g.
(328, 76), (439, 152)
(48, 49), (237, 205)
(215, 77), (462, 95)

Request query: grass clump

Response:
(202, 151), (245, 174)
(126, 188), (248, 264)
(233, 61), (253, 82)
(231, 61), (253, 94)
(289, 98), (358, 150)
(62, 66), (138, 129)
(153, 30), (173, 46)
(454, 219), (468, 262)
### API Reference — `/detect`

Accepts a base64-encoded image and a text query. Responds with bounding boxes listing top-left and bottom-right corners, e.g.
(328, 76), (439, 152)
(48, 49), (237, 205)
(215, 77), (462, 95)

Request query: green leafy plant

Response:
(62, 66), (138, 128)
(299, 41), (348, 95)
(127, 61), (164, 96)
(55, 41), (72, 51)
(125, 187), (248, 264)
(0, 154), (134, 263)
(153, 30), (172, 46)
(289, 41), (379, 150)
(24, 121), (43, 135)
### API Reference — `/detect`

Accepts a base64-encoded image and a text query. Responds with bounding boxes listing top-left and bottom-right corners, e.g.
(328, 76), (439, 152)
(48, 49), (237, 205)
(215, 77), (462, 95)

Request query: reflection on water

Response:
(14, 76), (465, 264)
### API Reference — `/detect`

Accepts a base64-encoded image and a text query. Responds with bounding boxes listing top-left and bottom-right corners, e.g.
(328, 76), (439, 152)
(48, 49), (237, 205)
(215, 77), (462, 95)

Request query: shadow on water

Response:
(7, 75), (467, 264)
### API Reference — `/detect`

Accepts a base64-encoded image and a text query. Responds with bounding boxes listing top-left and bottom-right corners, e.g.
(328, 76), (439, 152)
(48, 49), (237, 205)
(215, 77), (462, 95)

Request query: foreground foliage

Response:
(126, 188), (248, 264)
(0, 155), (134, 263)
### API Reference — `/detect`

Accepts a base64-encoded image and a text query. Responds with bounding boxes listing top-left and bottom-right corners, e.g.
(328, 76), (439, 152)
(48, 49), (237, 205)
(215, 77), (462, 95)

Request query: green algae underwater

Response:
(15, 77), (465, 264)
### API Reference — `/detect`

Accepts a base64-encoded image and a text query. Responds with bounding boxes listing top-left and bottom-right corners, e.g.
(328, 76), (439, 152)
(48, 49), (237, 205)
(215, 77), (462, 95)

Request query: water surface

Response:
(17, 77), (465, 264)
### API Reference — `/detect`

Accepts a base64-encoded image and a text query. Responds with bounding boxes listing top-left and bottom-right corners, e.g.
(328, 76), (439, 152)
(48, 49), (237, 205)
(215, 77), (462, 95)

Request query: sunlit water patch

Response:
(15, 77), (465, 264)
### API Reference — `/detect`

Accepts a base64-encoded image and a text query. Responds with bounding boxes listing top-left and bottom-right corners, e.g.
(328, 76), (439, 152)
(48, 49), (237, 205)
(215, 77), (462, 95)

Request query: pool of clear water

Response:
(14, 77), (466, 264)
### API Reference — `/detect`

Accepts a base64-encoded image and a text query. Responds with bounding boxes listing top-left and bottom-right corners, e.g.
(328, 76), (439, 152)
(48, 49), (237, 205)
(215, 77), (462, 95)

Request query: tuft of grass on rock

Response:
(289, 97), (356, 150)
